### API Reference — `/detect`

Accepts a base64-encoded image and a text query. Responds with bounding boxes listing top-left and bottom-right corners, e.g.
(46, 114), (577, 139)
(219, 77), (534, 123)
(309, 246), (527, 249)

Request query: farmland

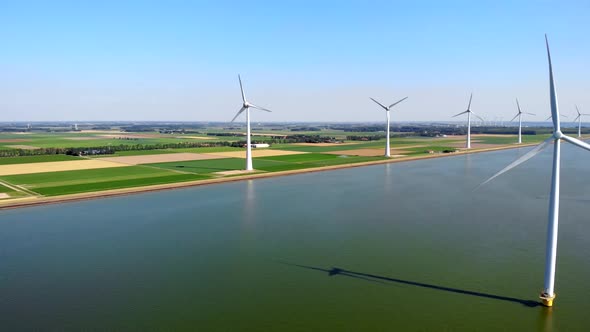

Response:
(0, 123), (556, 206)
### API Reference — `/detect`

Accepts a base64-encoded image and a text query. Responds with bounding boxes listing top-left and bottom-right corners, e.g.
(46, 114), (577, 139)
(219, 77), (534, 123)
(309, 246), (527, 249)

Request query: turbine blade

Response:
(470, 111), (484, 122)
(238, 75), (246, 103)
(230, 107), (247, 123)
(370, 98), (388, 110)
(388, 96), (408, 109)
(453, 111), (469, 118)
(546, 115), (552, 121)
(467, 93), (473, 111)
(525, 112), (536, 116)
(510, 113), (519, 122)
(516, 98), (522, 113)
(562, 135), (590, 152)
(546, 35), (560, 132)
(576, 105), (580, 116)
(250, 103), (272, 112)
(574, 115), (581, 122)
(561, 114), (568, 118)
(477, 136), (554, 188)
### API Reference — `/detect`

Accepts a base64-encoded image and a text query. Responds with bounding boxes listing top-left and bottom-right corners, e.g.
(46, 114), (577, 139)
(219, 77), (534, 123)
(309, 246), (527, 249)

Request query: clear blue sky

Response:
(1, 0), (589, 122)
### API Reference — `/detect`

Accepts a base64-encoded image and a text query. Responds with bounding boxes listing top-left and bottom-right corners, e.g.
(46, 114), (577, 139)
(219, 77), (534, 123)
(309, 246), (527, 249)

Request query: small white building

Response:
(251, 143), (270, 148)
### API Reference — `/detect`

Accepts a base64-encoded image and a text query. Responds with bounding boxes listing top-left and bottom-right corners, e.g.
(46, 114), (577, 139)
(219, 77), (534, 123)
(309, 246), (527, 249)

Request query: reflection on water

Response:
(242, 180), (256, 229)
(384, 163), (393, 194)
(538, 307), (554, 332)
(464, 154), (473, 174)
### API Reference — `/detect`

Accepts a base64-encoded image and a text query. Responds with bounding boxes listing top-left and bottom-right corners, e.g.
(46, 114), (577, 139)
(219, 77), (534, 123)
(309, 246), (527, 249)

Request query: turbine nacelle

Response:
(369, 97), (408, 112)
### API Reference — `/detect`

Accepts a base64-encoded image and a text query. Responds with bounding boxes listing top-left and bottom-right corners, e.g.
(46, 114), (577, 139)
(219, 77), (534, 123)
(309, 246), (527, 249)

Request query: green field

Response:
(0, 129), (559, 200)
(147, 153), (386, 175)
(257, 153), (342, 163)
(0, 166), (209, 196)
(147, 158), (286, 174)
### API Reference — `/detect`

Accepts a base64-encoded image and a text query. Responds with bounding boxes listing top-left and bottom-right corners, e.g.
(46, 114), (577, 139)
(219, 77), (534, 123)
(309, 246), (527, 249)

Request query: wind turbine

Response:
(573, 105), (589, 138)
(511, 98), (535, 144)
(369, 96), (408, 157)
(453, 93), (483, 149)
(480, 35), (590, 307)
(230, 75), (272, 171)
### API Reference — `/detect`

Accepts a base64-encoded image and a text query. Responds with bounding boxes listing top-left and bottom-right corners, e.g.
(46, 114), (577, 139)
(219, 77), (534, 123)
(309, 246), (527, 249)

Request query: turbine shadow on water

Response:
(280, 262), (541, 308)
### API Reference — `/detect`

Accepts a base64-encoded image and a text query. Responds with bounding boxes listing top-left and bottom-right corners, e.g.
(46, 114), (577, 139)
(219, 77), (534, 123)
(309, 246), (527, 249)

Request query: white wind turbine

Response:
(369, 96), (408, 157)
(511, 98), (535, 144)
(573, 105), (589, 138)
(480, 36), (590, 307)
(453, 93), (483, 149)
(230, 75), (272, 171)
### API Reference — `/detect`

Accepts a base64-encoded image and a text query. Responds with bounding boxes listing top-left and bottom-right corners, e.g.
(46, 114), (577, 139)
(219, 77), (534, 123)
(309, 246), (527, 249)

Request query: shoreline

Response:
(0, 143), (536, 210)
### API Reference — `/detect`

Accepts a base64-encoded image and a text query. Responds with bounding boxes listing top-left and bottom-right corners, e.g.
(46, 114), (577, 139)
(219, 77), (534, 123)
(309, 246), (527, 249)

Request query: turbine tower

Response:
(230, 75), (272, 171)
(480, 35), (590, 307)
(369, 96), (408, 157)
(573, 105), (589, 138)
(511, 98), (535, 144)
(452, 93), (483, 149)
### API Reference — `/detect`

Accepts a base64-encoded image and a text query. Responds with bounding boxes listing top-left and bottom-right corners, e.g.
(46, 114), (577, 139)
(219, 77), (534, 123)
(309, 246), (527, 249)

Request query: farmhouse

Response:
(244, 143), (270, 148)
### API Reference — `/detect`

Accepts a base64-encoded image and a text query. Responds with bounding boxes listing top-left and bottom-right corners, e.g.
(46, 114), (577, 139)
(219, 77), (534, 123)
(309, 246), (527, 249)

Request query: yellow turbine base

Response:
(540, 292), (556, 307)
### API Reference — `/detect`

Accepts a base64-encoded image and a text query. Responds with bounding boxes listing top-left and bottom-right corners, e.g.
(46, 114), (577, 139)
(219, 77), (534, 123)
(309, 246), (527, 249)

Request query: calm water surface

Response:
(1, 145), (590, 331)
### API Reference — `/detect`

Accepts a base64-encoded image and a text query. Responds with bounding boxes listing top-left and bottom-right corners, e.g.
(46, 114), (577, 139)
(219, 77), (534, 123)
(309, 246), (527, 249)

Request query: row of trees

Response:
(0, 141), (246, 157)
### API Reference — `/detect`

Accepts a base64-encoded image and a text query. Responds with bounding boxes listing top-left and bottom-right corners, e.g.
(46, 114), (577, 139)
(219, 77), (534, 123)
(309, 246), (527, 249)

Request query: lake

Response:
(1, 144), (589, 331)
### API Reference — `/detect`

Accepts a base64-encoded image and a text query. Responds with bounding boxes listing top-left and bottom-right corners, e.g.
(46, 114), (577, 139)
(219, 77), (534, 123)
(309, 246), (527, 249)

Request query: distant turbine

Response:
(573, 105), (590, 138)
(230, 75), (272, 171)
(511, 98), (535, 144)
(369, 96), (408, 157)
(480, 35), (590, 307)
(452, 93), (483, 149)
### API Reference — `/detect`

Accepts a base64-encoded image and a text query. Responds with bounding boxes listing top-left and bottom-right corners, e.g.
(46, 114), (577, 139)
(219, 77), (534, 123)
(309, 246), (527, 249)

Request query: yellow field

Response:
(0, 160), (130, 176)
(203, 149), (307, 158)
